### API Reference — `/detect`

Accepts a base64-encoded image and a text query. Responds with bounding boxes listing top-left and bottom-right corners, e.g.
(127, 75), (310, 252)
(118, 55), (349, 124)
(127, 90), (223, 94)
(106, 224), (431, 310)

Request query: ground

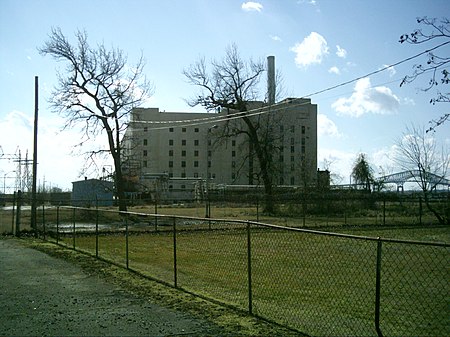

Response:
(0, 236), (304, 336)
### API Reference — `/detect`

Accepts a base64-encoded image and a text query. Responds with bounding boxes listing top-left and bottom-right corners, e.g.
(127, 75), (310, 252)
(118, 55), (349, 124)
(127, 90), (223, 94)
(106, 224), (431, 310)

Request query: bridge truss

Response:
(376, 170), (450, 191)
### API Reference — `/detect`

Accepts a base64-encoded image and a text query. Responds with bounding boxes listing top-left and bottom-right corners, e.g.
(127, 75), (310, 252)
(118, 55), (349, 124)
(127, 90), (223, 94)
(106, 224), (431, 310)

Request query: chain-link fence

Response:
(23, 204), (449, 336)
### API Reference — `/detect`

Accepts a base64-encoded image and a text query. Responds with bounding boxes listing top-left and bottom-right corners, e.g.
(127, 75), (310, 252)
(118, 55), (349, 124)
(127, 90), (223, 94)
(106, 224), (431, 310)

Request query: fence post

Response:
(344, 196), (347, 225)
(383, 198), (386, 226)
(11, 192), (16, 234)
(256, 196), (259, 222)
(375, 238), (383, 337)
(42, 204), (46, 240)
(173, 217), (178, 288)
(95, 206), (99, 258)
(419, 196), (422, 226)
(125, 215), (129, 269)
(56, 206), (60, 244)
(72, 208), (76, 249)
(247, 221), (253, 315)
(15, 190), (22, 236)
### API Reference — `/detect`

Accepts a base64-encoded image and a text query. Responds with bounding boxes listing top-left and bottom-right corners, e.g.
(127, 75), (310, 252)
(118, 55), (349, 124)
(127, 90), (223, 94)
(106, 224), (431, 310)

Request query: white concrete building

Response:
(123, 97), (317, 200)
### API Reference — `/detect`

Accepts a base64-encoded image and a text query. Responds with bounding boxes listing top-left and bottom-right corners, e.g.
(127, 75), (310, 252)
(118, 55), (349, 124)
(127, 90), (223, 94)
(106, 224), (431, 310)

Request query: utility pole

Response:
(31, 76), (38, 234)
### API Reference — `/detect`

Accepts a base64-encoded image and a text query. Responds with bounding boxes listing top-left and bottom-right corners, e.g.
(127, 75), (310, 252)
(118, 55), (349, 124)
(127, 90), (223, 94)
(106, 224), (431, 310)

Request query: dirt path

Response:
(0, 238), (226, 336)
(0, 237), (304, 336)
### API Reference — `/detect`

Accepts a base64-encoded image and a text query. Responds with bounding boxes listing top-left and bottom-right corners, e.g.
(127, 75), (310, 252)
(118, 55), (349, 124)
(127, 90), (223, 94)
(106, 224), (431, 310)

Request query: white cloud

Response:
(402, 97), (415, 105)
(336, 45), (347, 58)
(241, 1), (263, 12)
(328, 66), (340, 75)
(270, 35), (282, 42)
(318, 113), (342, 138)
(331, 77), (400, 117)
(382, 64), (396, 77)
(290, 32), (329, 69)
(317, 148), (355, 183)
(297, 0), (317, 5)
(372, 146), (397, 175)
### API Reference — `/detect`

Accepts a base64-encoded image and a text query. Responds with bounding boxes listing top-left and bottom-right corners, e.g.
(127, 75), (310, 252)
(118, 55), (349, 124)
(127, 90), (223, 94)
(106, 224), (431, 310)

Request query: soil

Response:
(0, 236), (304, 336)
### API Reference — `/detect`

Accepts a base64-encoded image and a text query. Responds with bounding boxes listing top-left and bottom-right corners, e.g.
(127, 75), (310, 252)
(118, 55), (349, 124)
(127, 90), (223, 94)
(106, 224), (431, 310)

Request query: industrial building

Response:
(123, 98), (317, 200)
(122, 56), (318, 201)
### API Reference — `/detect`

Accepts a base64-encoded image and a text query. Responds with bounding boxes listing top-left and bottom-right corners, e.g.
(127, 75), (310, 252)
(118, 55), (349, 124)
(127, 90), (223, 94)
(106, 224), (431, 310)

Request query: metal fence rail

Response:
(31, 205), (449, 337)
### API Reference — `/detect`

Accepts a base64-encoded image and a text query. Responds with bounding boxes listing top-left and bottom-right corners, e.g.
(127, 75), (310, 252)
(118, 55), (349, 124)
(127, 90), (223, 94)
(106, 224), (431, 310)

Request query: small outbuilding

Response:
(72, 178), (114, 207)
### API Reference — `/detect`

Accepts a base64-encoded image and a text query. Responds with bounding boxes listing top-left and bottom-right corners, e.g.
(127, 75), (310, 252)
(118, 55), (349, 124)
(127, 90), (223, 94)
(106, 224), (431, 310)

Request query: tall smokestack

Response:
(267, 55), (275, 105)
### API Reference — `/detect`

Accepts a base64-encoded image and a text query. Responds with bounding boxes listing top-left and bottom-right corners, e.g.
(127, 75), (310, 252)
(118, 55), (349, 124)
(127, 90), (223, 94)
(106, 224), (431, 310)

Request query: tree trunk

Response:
(242, 116), (275, 214)
(106, 122), (128, 212)
(114, 156), (128, 212)
(423, 191), (446, 225)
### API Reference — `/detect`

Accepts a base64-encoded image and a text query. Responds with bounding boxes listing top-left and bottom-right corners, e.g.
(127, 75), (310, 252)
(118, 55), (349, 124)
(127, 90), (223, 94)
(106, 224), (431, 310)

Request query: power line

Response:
(130, 40), (450, 131)
(303, 40), (450, 99)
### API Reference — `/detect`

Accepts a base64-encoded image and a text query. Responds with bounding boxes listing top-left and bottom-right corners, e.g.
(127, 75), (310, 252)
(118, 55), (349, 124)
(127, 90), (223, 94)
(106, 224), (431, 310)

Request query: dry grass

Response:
(56, 224), (449, 337)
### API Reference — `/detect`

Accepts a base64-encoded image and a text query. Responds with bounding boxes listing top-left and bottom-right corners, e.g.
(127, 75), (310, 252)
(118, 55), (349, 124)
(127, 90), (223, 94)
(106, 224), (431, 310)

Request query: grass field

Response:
(2, 203), (449, 336)
(54, 221), (449, 337)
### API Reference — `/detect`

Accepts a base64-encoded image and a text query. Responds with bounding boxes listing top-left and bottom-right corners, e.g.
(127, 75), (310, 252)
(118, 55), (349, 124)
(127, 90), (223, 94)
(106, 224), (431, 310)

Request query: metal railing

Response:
(32, 205), (449, 337)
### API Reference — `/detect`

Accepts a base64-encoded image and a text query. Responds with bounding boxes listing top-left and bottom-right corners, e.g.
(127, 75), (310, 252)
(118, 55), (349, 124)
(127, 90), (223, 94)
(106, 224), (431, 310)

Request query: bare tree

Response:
(39, 28), (152, 211)
(183, 44), (279, 213)
(394, 125), (450, 225)
(399, 17), (450, 131)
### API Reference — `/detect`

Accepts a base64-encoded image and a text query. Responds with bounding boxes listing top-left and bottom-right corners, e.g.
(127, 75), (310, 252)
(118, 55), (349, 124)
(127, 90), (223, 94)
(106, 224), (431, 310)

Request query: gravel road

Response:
(0, 238), (226, 336)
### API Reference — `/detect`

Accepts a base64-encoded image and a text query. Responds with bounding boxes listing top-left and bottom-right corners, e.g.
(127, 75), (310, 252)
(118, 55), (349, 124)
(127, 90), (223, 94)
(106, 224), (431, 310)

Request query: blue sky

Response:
(1, 0), (449, 191)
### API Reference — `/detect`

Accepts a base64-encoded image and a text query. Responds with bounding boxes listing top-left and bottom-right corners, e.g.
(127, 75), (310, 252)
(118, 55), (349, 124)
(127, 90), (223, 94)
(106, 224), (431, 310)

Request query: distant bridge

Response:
(376, 170), (450, 191)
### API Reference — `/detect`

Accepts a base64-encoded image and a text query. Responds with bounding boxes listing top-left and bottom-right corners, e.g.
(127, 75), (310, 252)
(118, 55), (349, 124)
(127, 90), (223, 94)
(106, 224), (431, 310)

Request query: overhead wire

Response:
(129, 40), (450, 131)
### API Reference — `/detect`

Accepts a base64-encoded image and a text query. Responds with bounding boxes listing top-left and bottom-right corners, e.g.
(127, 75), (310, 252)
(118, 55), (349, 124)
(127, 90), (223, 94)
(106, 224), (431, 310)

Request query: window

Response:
(302, 137), (306, 145)
(182, 150), (186, 157)
(182, 139), (186, 146)
(232, 150), (236, 157)
(181, 173), (186, 178)
(143, 139), (147, 146)
(169, 150), (173, 157)
(194, 150), (199, 157)
(182, 128), (186, 132)
(291, 155), (295, 162)
(144, 126), (148, 132)
(290, 146), (295, 153)
(143, 150), (148, 157)
(232, 172), (236, 179)
(194, 139), (199, 146)
(169, 128), (174, 132)
(290, 125), (295, 133)
(143, 160), (147, 168)
(169, 139), (174, 146)
(194, 172), (198, 178)
(232, 161), (236, 168)
(291, 138), (295, 145)
(169, 161), (173, 168)
(232, 140), (236, 146)
(194, 128), (199, 133)
(194, 161), (199, 167)
(302, 126), (306, 134)
(181, 161), (186, 168)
